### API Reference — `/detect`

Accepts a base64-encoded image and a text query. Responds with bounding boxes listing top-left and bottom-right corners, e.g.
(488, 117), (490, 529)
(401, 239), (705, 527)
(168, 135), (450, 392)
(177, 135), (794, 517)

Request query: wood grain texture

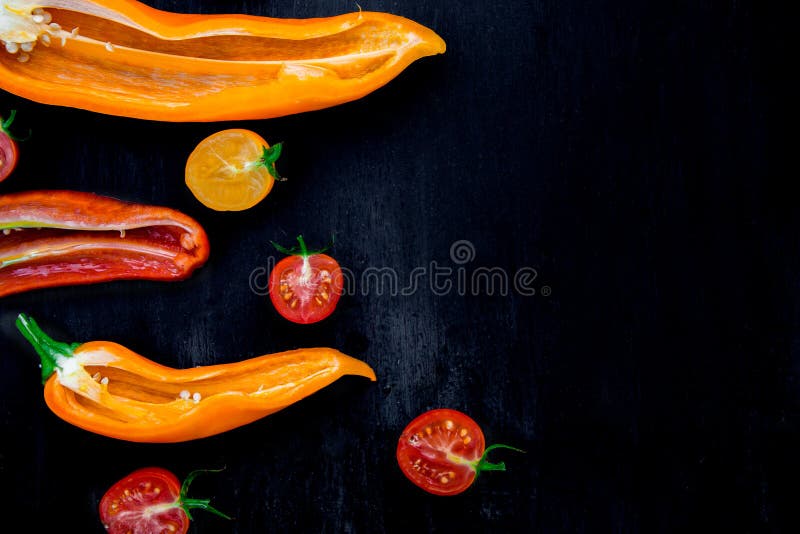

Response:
(0, 0), (790, 532)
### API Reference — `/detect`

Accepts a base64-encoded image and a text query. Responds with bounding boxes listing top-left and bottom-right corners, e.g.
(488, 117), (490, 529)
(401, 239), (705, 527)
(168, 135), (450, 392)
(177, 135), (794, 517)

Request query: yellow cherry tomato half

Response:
(185, 129), (283, 211)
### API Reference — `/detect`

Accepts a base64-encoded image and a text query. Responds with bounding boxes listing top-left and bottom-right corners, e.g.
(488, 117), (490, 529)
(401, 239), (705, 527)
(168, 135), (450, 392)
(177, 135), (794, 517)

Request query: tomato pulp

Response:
(268, 236), (343, 324)
(396, 408), (522, 496)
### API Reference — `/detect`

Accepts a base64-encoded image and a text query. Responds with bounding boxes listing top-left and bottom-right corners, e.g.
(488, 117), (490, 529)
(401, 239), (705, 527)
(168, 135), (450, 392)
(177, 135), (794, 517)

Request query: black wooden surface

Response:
(0, 0), (790, 532)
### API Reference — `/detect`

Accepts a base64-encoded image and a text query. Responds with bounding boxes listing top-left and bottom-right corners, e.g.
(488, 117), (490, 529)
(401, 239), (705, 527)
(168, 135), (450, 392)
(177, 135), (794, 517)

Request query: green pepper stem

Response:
(15, 314), (80, 384)
(474, 444), (526, 475)
(180, 468), (232, 522)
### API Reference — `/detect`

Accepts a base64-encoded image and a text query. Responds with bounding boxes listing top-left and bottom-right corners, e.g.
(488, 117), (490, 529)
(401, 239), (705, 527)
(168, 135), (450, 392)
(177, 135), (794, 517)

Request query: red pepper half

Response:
(0, 190), (209, 297)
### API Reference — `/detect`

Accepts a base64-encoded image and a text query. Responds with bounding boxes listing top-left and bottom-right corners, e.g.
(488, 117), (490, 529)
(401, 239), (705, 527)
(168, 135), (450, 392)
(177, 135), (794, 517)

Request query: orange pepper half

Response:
(16, 314), (377, 442)
(0, 0), (446, 121)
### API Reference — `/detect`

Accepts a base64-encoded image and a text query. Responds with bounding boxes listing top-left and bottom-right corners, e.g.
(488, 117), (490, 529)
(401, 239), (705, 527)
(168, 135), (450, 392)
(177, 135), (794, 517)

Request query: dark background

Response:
(0, 0), (791, 532)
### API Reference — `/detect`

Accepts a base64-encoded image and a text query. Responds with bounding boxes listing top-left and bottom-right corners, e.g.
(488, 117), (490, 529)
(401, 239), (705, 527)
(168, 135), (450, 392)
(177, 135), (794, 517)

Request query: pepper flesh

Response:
(0, 0), (446, 122)
(0, 190), (209, 297)
(16, 314), (377, 442)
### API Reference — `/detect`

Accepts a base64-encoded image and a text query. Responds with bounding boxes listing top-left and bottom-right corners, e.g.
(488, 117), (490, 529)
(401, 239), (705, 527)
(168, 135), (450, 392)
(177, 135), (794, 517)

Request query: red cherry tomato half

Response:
(99, 467), (229, 534)
(396, 408), (523, 496)
(268, 235), (343, 324)
(0, 128), (19, 183)
(0, 110), (25, 183)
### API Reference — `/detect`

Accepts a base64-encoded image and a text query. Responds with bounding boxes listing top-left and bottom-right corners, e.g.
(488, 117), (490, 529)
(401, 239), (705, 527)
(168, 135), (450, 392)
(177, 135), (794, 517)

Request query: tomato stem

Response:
(15, 313), (81, 384)
(296, 234), (308, 257)
(1, 109), (16, 133)
(179, 468), (232, 521)
(474, 444), (525, 475)
(1, 110), (32, 141)
(256, 143), (285, 181)
(271, 234), (334, 258)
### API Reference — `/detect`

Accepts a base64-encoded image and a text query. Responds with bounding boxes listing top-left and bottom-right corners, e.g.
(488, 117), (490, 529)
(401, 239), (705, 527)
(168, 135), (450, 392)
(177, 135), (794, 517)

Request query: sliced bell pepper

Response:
(16, 314), (377, 442)
(0, 0), (446, 121)
(0, 190), (209, 297)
